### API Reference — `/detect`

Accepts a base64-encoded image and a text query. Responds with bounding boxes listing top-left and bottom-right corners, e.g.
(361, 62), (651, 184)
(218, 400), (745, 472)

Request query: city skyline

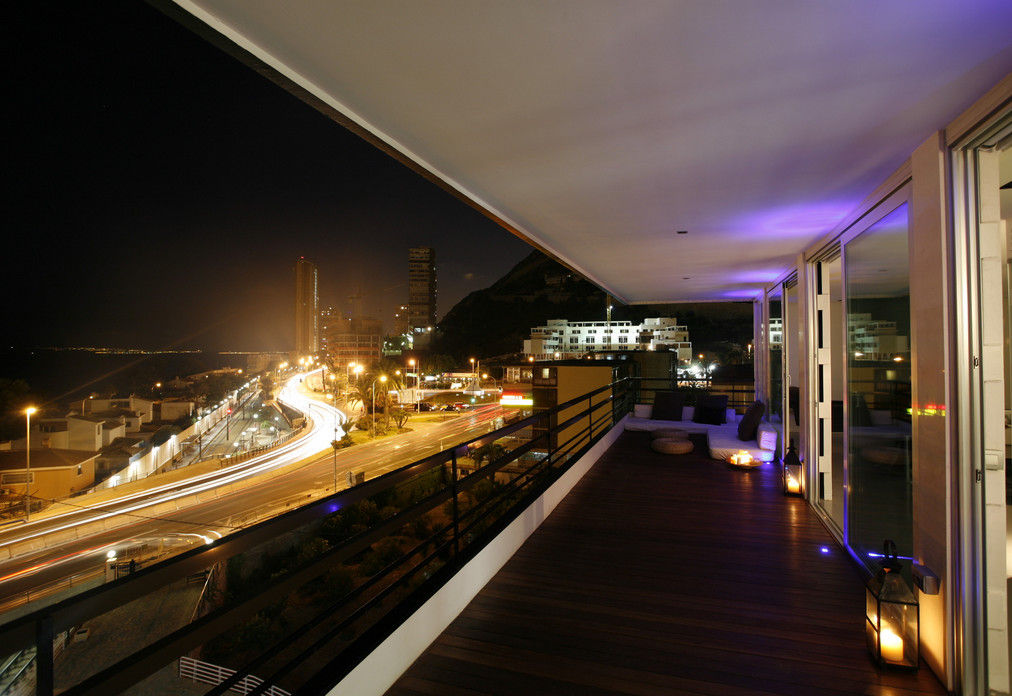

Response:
(6, 1), (532, 352)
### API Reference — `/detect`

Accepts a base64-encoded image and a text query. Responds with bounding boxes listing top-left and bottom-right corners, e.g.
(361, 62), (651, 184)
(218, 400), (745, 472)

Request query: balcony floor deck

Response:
(389, 430), (946, 695)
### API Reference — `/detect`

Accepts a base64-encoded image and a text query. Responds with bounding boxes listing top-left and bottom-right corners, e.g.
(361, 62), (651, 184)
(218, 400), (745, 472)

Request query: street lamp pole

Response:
(408, 358), (419, 413)
(24, 407), (36, 521)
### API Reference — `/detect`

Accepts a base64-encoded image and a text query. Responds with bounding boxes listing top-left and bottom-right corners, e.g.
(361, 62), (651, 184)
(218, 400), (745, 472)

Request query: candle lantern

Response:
(865, 540), (918, 669)
(782, 442), (803, 496)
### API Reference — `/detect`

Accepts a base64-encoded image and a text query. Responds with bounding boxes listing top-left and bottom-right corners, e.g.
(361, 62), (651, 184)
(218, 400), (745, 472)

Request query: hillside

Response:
(432, 251), (606, 359)
(432, 250), (753, 361)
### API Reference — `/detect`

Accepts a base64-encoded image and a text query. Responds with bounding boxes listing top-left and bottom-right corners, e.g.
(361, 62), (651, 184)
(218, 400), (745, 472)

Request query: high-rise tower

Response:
(407, 247), (437, 331)
(295, 257), (319, 356)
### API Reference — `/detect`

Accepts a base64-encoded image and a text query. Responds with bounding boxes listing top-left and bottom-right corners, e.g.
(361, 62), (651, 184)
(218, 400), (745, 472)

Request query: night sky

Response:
(7, 2), (532, 352)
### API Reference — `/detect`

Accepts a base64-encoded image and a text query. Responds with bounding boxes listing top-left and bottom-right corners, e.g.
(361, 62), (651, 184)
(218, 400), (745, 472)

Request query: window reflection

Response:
(845, 204), (912, 571)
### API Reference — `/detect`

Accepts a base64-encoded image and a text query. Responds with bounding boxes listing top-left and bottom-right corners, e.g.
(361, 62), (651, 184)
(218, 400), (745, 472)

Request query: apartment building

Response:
(295, 256), (319, 356)
(407, 247), (436, 331)
(523, 317), (692, 361)
(321, 316), (384, 368)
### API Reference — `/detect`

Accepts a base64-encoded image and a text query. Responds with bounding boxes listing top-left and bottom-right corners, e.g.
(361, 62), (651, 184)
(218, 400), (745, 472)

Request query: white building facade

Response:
(523, 318), (692, 361)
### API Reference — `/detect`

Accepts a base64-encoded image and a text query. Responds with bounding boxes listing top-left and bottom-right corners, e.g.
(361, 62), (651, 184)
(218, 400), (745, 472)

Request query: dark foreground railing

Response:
(0, 378), (632, 695)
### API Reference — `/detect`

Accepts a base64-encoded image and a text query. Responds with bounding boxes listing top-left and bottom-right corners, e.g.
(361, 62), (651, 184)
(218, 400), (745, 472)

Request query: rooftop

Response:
(0, 448), (98, 470)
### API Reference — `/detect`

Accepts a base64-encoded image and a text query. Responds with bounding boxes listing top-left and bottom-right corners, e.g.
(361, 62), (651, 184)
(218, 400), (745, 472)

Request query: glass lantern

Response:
(865, 540), (918, 668)
(782, 442), (803, 496)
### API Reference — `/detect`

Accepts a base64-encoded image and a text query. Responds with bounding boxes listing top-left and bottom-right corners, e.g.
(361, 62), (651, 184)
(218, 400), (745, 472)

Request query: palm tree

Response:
(348, 375), (371, 416)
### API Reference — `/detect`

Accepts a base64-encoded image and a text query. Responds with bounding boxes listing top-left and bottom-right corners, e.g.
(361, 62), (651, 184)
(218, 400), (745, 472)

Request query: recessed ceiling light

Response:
(675, 230), (688, 235)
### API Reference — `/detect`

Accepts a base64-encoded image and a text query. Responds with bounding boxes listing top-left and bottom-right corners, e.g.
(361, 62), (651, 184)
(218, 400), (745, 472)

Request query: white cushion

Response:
(707, 424), (776, 462)
(757, 428), (778, 451)
(633, 403), (653, 418)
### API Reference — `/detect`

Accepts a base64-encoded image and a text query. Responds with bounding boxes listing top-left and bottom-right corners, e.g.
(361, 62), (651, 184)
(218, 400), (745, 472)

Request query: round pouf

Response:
(651, 428), (689, 440)
(651, 438), (694, 455)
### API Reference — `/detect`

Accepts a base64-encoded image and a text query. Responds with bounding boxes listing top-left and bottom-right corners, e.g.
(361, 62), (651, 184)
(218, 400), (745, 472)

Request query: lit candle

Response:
(880, 627), (904, 662)
(787, 475), (800, 493)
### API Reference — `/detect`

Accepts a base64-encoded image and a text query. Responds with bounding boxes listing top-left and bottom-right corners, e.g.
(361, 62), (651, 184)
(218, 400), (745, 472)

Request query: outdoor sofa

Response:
(625, 393), (778, 463)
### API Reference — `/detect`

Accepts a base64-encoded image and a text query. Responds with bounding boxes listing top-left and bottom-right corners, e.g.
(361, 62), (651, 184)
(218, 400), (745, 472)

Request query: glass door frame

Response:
(763, 271), (798, 463)
(951, 112), (1012, 696)
(805, 185), (914, 557)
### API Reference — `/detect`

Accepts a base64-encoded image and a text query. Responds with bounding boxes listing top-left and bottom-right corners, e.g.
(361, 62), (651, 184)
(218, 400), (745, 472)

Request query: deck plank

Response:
(388, 431), (946, 695)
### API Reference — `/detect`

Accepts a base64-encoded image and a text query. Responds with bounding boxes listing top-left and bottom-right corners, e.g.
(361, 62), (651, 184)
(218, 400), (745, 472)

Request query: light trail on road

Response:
(0, 372), (512, 611)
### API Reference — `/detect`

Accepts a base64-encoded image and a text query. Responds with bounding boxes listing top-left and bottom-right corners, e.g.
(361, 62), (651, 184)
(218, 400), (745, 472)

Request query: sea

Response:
(0, 347), (266, 409)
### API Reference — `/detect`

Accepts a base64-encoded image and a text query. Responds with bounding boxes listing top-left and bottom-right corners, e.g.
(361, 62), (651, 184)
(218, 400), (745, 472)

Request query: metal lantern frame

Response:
(781, 443), (803, 496)
(865, 540), (919, 669)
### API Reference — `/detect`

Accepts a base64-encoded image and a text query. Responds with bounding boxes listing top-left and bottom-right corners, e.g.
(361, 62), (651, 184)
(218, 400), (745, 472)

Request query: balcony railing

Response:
(0, 379), (633, 695)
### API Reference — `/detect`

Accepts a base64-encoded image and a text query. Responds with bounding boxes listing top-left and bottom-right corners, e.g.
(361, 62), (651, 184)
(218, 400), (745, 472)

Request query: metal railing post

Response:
(451, 452), (459, 557)
(35, 616), (53, 695)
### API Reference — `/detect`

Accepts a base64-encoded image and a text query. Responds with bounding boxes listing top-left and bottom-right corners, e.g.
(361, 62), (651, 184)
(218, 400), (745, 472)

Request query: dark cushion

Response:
(737, 400), (766, 442)
(651, 391), (685, 421)
(692, 394), (728, 425)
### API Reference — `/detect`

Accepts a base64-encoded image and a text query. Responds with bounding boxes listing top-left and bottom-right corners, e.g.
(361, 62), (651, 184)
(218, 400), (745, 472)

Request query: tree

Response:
(472, 442), (507, 469)
(389, 406), (409, 430)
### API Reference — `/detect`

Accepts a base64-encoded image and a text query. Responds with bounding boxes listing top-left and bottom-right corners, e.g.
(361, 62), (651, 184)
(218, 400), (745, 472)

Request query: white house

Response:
(523, 318), (692, 361)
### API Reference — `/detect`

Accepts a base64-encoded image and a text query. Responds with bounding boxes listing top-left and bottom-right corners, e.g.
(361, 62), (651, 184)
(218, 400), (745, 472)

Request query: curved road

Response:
(0, 373), (511, 613)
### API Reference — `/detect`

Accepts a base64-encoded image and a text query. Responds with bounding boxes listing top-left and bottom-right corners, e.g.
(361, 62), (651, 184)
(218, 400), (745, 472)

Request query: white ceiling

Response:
(173, 0), (1012, 303)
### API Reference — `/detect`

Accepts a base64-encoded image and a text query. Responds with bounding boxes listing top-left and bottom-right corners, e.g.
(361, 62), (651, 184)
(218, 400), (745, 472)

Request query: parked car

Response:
(417, 402), (435, 412)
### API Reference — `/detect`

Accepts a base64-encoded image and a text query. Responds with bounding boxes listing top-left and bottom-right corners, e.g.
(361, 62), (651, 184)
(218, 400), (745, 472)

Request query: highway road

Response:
(0, 372), (511, 616)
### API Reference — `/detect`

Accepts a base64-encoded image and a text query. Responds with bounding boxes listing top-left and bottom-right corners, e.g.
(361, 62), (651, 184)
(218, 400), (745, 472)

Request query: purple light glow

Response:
(718, 288), (763, 299)
(327, 503), (341, 514)
(723, 269), (787, 284)
(867, 551), (914, 560)
(737, 200), (855, 239)
(820, 546), (831, 554)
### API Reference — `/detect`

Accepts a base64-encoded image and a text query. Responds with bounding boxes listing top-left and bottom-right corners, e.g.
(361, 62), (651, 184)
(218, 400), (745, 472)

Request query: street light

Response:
(24, 407), (36, 521)
(408, 358), (419, 413)
(371, 375), (387, 438)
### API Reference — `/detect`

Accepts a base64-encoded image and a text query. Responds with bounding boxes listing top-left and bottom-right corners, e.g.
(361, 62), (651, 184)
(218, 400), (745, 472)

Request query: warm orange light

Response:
(729, 450), (756, 467)
(25, 407), (37, 416)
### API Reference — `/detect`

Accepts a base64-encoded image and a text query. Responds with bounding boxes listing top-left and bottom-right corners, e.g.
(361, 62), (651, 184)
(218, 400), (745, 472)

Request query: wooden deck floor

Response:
(389, 431), (946, 695)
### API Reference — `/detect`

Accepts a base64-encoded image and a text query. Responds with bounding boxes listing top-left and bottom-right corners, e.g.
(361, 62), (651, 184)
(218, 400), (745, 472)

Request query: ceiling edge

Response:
(154, 0), (629, 304)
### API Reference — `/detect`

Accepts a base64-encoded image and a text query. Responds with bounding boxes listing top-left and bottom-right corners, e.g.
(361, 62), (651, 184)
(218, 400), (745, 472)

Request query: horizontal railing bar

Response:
(212, 522), (455, 696)
(64, 476), (461, 695)
(244, 524), (457, 696)
(7, 377), (635, 693)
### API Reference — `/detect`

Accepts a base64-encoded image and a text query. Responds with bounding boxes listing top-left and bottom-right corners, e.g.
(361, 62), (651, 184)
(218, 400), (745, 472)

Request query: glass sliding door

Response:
(768, 286), (783, 429)
(844, 204), (912, 570)
(784, 277), (801, 458)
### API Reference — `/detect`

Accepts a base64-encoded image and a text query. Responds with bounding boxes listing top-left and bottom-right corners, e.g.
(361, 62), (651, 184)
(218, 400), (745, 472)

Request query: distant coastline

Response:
(1, 347), (282, 409)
